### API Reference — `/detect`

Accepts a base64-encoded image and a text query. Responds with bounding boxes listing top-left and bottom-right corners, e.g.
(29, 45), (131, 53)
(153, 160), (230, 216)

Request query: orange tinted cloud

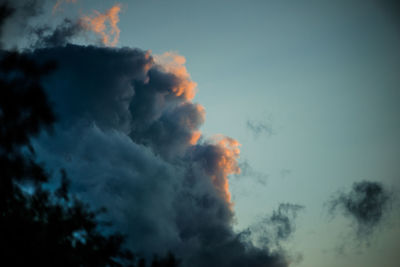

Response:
(152, 51), (238, 203)
(210, 135), (241, 204)
(154, 52), (197, 100)
(53, 0), (77, 14)
(81, 4), (122, 47)
(186, 104), (205, 145)
(189, 131), (201, 145)
(185, 104), (205, 128)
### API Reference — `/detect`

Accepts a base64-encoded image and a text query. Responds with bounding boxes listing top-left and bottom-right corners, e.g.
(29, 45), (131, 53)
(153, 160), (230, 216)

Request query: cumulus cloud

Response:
(0, 1), (122, 49)
(153, 52), (197, 101)
(22, 43), (290, 266)
(0, 1), (295, 265)
(328, 181), (393, 239)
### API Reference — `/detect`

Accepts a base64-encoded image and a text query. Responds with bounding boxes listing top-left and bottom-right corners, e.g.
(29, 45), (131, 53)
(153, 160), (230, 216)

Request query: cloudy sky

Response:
(2, 0), (400, 266)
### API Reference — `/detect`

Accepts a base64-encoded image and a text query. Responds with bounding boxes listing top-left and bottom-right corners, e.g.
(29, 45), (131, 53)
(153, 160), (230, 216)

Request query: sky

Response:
(1, 0), (400, 266)
(117, 1), (400, 266)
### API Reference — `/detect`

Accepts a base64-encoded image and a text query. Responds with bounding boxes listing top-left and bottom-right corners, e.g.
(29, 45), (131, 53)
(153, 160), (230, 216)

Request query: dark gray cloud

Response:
(24, 44), (290, 267)
(246, 119), (275, 138)
(0, 0), (46, 46)
(247, 203), (304, 251)
(0, 2), (13, 43)
(236, 160), (269, 186)
(328, 181), (392, 239)
(0, 0), (45, 23)
(31, 18), (83, 48)
(376, 0), (400, 28)
(0, 3), (294, 264)
(0, 0), (111, 49)
(268, 203), (304, 241)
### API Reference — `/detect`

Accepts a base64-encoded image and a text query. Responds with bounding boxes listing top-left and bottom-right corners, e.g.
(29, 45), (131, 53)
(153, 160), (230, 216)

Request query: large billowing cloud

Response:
(0, 0), (290, 265)
(26, 44), (288, 266)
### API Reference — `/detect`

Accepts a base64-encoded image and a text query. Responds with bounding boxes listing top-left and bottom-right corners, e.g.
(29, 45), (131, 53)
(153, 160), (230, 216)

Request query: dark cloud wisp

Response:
(0, 0), (47, 46)
(248, 203), (304, 250)
(31, 18), (83, 48)
(246, 119), (275, 138)
(235, 160), (269, 186)
(328, 181), (393, 238)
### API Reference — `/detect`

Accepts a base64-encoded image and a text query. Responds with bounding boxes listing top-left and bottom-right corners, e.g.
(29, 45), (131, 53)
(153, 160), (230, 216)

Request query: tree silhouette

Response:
(0, 49), (136, 266)
(0, 45), (179, 267)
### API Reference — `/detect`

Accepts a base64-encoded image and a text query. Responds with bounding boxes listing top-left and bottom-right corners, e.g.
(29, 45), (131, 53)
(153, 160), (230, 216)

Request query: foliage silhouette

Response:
(0, 38), (179, 267)
(0, 48), (133, 266)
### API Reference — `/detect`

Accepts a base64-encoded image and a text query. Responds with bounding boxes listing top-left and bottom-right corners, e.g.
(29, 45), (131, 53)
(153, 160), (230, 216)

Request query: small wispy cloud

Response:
(235, 160), (269, 186)
(81, 4), (122, 47)
(327, 180), (393, 241)
(245, 203), (305, 252)
(246, 118), (275, 138)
